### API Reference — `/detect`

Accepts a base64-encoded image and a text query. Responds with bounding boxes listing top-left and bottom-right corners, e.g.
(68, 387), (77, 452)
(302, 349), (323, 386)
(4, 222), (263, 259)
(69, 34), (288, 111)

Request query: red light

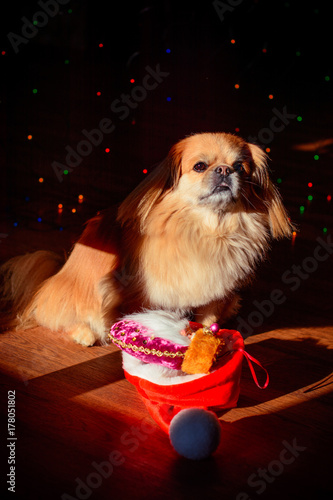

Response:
(262, 48), (267, 53)
(308, 182), (313, 188)
(96, 91), (101, 96)
(292, 231), (297, 246)
(231, 39), (236, 44)
(143, 169), (148, 174)
(1, 50), (6, 56)
(327, 195), (332, 202)
(130, 78), (135, 83)
(105, 148), (110, 153)
(99, 43), (103, 48)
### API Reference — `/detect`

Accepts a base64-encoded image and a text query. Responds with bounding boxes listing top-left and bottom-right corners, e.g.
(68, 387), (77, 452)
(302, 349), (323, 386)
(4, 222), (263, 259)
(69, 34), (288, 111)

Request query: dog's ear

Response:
(117, 143), (182, 230)
(248, 143), (294, 239)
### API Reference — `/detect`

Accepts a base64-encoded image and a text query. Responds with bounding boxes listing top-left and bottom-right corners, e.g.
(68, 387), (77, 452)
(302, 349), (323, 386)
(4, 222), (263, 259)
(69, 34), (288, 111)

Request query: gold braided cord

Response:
(108, 334), (185, 359)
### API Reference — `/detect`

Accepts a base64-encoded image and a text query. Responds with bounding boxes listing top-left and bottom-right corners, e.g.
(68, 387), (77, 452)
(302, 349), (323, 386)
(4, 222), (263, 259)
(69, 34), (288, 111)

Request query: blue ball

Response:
(169, 408), (221, 460)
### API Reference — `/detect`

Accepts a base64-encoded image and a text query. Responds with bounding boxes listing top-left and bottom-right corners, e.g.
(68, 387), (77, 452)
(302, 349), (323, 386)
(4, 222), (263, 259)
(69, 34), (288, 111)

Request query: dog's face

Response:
(174, 133), (258, 210)
(118, 132), (293, 239)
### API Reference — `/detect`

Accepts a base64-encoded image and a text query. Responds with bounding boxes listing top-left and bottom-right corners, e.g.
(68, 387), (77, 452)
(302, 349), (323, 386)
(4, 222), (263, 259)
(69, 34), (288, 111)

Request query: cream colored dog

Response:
(0, 133), (292, 345)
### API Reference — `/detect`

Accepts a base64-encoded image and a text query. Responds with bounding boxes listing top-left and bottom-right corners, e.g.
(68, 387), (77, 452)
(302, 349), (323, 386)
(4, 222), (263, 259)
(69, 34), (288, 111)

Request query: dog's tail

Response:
(0, 250), (65, 332)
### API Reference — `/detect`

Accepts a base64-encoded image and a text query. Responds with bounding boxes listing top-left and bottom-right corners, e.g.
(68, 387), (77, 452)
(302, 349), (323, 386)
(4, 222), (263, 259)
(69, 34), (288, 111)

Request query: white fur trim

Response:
(120, 310), (205, 385)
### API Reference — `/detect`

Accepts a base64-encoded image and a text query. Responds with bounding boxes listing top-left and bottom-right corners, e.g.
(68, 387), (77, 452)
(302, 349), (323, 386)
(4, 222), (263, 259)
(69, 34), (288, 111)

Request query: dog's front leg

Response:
(193, 294), (240, 326)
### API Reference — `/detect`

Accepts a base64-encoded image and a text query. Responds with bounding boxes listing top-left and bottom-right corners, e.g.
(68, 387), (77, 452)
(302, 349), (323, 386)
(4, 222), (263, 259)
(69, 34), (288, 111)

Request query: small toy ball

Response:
(169, 408), (221, 460)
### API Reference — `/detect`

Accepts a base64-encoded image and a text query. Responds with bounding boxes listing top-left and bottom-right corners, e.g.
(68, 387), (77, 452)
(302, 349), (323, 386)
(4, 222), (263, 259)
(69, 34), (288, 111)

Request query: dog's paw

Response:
(69, 324), (98, 346)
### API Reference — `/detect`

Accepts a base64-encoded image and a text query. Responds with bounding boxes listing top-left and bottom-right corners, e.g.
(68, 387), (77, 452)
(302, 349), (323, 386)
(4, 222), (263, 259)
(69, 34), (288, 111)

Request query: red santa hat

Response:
(109, 310), (269, 434)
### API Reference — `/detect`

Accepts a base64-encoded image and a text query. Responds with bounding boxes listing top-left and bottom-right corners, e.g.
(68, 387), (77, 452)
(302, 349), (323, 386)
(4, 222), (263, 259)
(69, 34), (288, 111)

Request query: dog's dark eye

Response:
(233, 161), (244, 173)
(193, 162), (208, 172)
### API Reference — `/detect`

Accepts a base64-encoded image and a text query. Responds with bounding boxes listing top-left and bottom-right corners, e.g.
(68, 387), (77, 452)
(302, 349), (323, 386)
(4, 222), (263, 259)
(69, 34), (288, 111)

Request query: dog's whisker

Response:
(240, 189), (257, 210)
(244, 179), (260, 187)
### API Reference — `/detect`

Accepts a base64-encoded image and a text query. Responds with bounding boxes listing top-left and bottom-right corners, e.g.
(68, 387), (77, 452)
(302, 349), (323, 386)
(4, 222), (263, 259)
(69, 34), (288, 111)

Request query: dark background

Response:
(0, 0), (332, 328)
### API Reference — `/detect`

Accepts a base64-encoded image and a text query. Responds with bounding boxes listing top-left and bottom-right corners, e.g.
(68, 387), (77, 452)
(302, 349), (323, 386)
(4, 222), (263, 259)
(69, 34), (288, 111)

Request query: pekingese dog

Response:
(0, 133), (293, 345)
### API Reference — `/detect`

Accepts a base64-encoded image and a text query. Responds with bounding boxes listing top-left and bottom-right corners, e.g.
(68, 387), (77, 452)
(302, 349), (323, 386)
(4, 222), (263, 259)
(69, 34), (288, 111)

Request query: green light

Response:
(63, 170), (69, 175)
(323, 227), (328, 233)
(296, 51), (301, 57)
(33, 20), (38, 26)
(308, 195), (313, 201)
(325, 76), (330, 82)
(277, 178), (282, 184)
(314, 154), (319, 160)
(68, 8), (72, 13)
(64, 59), (69, 65)
(300, 205), (305, 213)
(32, 88), (38, 94)
(297, 116), (302, 122)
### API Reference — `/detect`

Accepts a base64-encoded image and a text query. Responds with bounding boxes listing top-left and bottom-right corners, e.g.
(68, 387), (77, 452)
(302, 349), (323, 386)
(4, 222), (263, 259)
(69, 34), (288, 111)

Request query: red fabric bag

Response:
(124, 329), (268, 433)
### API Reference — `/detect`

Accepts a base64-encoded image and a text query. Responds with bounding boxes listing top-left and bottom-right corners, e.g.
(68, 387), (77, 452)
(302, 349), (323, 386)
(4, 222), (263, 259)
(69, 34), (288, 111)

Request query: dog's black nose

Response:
(215, 165), (232, 176)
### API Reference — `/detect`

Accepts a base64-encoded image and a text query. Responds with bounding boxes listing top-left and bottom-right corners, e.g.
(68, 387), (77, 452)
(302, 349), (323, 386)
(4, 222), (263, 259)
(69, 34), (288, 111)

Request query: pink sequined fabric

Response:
(109, 320), (188, 370)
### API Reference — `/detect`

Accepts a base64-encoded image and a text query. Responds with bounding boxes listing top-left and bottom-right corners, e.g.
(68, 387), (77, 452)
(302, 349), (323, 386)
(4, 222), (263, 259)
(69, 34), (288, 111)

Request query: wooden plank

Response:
(1, 321), (332, 499)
